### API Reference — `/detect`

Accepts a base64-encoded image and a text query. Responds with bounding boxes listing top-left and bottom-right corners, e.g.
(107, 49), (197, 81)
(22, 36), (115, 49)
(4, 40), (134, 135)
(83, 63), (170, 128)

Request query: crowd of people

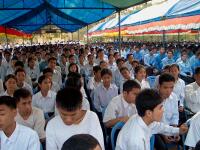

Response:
(0, 41), (200, 150)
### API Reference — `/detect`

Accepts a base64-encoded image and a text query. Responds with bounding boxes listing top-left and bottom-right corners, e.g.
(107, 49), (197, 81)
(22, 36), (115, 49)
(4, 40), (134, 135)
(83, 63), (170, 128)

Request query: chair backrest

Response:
(147, 76), (156, 88)
(150, 135), (155, 150)
(111, 122), (125, 150)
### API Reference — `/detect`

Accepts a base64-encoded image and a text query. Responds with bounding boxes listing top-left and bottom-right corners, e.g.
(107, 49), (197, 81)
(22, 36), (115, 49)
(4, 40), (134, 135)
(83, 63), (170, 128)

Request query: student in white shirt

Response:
(46, 87), (104, 150)
(185, 67), (200, 113)
(113, 58), (125, 88)
(134, 65), (150, 89)
(93, 68), (118, 114)
(0, 96), (40, 150)
(87, 65), (102, 92)
(185, 111), (200, 148)
(156, 73), (179, 149)
(43, 68), (60, 92)
(48, 57), (62, 87)
(2, 74), (17, 97)
(103, 80), (141, 128)
(119, 67), (134, 93)
(116, 89), (188, 150)
(32, 75), (56, 116)
(15, 68), (33, 94)
(61, 134), (102, 150)
(125, 54), (134, 71)
(107, 54), (117, 74)
(14, 88), (45, 141)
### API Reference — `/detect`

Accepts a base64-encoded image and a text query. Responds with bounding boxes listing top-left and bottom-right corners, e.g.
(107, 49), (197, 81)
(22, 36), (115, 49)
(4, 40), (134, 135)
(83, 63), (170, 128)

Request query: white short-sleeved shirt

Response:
(185, 112), (200, 148)
(116, 114), (179, 150)
(103, 94), (137, 123)
(46, 110), (105, 150)
(0, 123), (40, 150)
(17, 82), (33, 95)
(173, 78), (185, 107)
(15, 107), (46, 139)
(87, 77), (101, 91)
(135, 79), (150, 89)
(32, 90), (56, 113)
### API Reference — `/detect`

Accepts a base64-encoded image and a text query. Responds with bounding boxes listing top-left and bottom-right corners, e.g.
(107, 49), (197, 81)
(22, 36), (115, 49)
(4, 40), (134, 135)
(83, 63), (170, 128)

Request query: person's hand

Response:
(119, 116), (129, 123)
(163, 135), (174, 143)
(179, 124), (188, 134)
(174, 135), (180, 142)
(179, 106), (184, 112)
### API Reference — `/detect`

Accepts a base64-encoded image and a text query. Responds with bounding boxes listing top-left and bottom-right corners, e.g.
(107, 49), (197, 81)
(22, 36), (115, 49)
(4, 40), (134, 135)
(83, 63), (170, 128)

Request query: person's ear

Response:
(145, 110), (153, 118)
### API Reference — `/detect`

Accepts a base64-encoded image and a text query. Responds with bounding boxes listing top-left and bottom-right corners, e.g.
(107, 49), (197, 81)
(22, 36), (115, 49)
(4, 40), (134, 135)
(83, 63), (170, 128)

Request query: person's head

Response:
(159, 47), (165, 54)
(65, 77), (82, 91)
(87, 54), (94, 64)
(167, 50), (173, 59)
(4, 74), (17, 92)
(120, 67), (131, 80)
(14, 88), (32, 116)
(38, 75), (52, 92)
(181, 51), (188, 61)
(123, 80), (141, 104)
(56, 87), (82, 125)
(99, 61), (108, 69)
(11, 57), (18, 68)
(15, 68), (26, 83)
(61, 134), (101, 150)
(108, 54), (115, 64)
(0, 96), (17, 131)
(43, 68), (53, 80)
(136, 89), (163, 122)
(131, 60), (139, 68)
(162, 65), (170, 74)
(116, 58), (125, 69)
(101, 68), (112, 87)
(127, 54), (133, 63)
(169, 64), (180, 80)
(97, 49), (104, 60)
(68, 63), (79, 73)
(135, 65), (146, 81)
(93, 65), (101, 79)
(114, 52), (120, 60)
(194, 67), (200, 86)
(48, 57), (57, 70)
(79, 54), (85, 64)
(158, 73), (175, 99)
(14, 61), (24, 70)
(4, 51), (11, 62)
(61, 54), (67, 64)
(27, 57), (35, 69)
(68, 55), (76, 64)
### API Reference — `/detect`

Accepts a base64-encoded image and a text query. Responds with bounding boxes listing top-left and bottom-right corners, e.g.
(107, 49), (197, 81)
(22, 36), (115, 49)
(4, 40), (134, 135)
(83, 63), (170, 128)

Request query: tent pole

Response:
(162, 30), (166, 48)
(87, 25), (89, 44)
(178, 29), (180, 48)
(78, 30), (80, 41)
(4, 26), (8, 49)
(72, 32), (73, 41)
(118, 10), (121, 55)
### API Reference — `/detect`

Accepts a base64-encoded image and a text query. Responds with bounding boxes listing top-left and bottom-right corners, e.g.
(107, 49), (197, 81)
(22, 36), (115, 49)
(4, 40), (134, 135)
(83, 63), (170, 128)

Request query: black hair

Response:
(68, 54), (75, 59)
(123, 80), (141, 92)
(194, 67), (200, 75)
(116, 58), (125, 65)
(68, 63), (79, 73)
(0, 96), (16, 109)
(14, 88), (32, 103)
(108, 54), (114, 59)
(4, 74), (17, 90)
(43, 68), (53, 75)
(163, 65), (171, 71)
(56, 87), (82, 111)
(136, 89), (162, 117)
(93, 65), (101, 73)
(65, 77), (82, 90)
(61, 134), (100, 150)
(100, 60), (107, 66)
(120, 67), (129, 73)
(67, 72), (82, 78)
(158, 73), (175, 85)
(48, 57), (57, 63)
(170, 64), (180, 71)
(15, 68), (26, 75)
(14, 61), (24, 68)
(135, 65), (145, 74)
(101, 68), (112, 77)
(28, 57), (34, 64)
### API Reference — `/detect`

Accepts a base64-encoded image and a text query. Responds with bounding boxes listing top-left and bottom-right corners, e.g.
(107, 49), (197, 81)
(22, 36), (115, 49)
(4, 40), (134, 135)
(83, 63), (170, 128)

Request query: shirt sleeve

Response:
(103, 101), (117, 123)
(28, 131), (40, 150)
(185, 84), (200, 104)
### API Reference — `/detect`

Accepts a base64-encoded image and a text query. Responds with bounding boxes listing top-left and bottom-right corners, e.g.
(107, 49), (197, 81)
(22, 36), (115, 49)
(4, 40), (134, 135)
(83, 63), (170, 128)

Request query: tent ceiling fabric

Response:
(0, 0), (148, 33)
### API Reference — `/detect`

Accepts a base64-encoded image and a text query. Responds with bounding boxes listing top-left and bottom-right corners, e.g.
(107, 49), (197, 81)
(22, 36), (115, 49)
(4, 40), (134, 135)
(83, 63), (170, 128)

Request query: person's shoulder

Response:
(111, 83), (118, 89)
(186, 81), (196, 88)
(18, 123), (38, 136)
(46, 115), (61, 128)
(32, 106), (44, 115)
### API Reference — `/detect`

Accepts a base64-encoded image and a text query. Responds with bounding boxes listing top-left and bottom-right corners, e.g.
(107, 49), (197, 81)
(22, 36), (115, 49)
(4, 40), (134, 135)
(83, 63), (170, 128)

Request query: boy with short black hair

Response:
(103, 80), (141, 128)
(14, 88), (45, 141)
(46, 87), (104, 150)
(116, 89), (188, 150)
(0, 96), (40, 150)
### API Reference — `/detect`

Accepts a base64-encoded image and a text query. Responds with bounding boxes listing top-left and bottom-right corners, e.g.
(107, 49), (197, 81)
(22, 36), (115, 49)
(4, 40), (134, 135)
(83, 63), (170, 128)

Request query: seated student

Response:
(116, 89), (188, 150)
(93, 68), (118, 114)
(43, 68), (60, 92)
(113, 58), (125, 88)
(0, 96), (40, 150)
(65, 76), (90, 110)
(14, 88), (45, 141)
(185, 67), (200, 113)
(46, 87), (105, 150)
(2, 74), (17, 97)
(125, 54), (134, 71)
(15, 68), (33, 94)
(32, 75), (56, 117)
(103, 80), (141, 128)
(134, 65), (150, 89)
(185, 112), (200, 148)
(0, 79), (4, 94)
(61, 134), (102, 150)
(87, 65), (102, 92)
(119, 67), (134, 93)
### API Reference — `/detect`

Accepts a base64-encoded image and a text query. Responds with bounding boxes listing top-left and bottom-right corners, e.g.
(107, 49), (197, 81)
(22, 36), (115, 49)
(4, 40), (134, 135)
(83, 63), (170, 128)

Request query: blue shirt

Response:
(161, 57), (175, 69)
(177, 60), (193, 76)
(143, 54), (156, 67)
(133, 51), (143, 62)
(153, 53), (166, 70)
(190, 56), (200, 73)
